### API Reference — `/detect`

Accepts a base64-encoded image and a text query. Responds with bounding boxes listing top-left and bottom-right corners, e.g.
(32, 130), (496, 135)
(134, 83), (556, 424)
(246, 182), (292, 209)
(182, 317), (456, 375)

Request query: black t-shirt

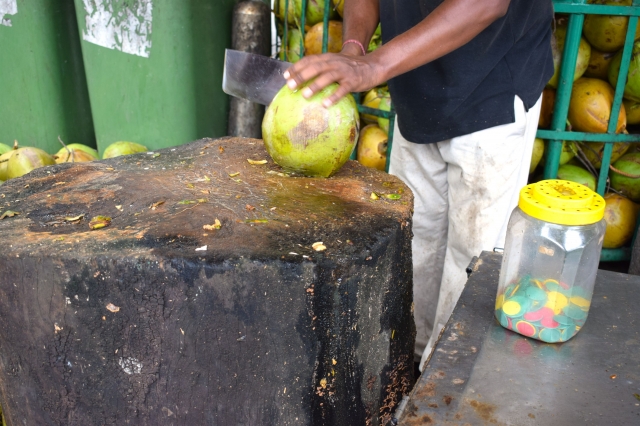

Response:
(379, 0), (554, 143)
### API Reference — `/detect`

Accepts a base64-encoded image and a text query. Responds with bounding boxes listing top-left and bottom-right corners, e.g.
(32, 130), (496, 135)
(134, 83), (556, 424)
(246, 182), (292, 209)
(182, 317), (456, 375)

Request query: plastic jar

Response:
(495, 180), (606, 343)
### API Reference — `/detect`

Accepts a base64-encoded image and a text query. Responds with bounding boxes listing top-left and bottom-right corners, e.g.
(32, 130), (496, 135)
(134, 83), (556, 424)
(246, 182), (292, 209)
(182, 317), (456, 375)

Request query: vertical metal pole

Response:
(300, 0), (307, 56)
(283, 0), (289, 61)
(228, 1), (272, 138)
(597, 16), (638, 194)
(544, 11), (586, 179)
(385, 110), (396, 173)
(322, 0), (330, 53)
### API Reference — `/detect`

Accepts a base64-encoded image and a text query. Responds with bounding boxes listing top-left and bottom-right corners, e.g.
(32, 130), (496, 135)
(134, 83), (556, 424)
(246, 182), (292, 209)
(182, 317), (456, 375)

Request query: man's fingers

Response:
(301, 72), (352, 105)
(284, 55), (328, 89)
(304, 71), (341, 98)
(281, 53), (374, 106)
(323, 85), (352, 108)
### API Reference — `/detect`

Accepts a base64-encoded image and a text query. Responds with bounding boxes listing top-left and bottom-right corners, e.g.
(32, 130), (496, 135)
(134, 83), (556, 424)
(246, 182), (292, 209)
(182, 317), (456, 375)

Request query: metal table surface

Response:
(398, 251), (640, 425)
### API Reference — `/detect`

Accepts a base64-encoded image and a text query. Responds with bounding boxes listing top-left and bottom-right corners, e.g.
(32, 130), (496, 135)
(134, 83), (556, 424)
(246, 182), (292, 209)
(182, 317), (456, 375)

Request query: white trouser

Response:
(388, 95), (542, 370)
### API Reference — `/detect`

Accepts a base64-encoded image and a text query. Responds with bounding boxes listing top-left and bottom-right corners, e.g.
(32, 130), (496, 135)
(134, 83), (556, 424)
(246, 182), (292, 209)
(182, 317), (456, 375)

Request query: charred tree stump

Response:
(0, 138), (414, 426)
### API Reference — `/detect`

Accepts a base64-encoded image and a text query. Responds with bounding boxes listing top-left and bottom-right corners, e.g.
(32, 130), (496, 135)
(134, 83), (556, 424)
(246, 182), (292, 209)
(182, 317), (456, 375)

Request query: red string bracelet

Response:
(342, 39), (366, 56)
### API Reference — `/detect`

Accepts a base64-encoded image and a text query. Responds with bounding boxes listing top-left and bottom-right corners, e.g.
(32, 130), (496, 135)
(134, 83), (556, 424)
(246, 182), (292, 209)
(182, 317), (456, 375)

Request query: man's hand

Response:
(283, 51), (384, 108)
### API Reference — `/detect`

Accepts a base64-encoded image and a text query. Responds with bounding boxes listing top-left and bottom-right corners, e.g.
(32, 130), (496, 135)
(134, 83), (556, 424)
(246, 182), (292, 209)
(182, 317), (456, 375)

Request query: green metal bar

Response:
(554, 3), (640, 16)
(630, 204), (640, 253)
(385, 111), (396, 173)
(283, 0), (289, 61)
(322, 0), (330, 53)
(544, 10), (586, 179)
(599, 247), (632, 262)
(596, 16), (638, 194)
(356, 105), (395, 119)
(536, 130), (640, 142)
(351, 92), (362, 160)
(300, 0), (307, 57)
(597, 144), (614, 195)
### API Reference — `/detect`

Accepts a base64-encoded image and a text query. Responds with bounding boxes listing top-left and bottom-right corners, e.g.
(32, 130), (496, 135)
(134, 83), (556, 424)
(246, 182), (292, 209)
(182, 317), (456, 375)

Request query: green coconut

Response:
(609, 41), (640, 102)
(530, 138), (545, 174)
(56, 143), (99, 159)
(377, 94), (392, 134)
(610, 152), (640, 201)
(361, 86), (388, 125)
(578, 141), (630, 169)
(547, 24), (591, 88)
(583, 0), (639, 53)
(0, 141), (19, 181)
(557, 164), (597, 191)
(6, 147), (55, 179)
(279, 27), (302, 63)
(277, 0), (337, 26)
(54, 148), (97, 164)
(332, 0), (344, 17)
(368, 24), (382, 53)
(584, 48), (616, 79)
(545, 140), (577, 165)
(623, 98), (640, 124)
(102, 141), (148, 159)
(0, 143), (11, 155)
(262, 82), (359, 177)
(0, 151), (14, 181)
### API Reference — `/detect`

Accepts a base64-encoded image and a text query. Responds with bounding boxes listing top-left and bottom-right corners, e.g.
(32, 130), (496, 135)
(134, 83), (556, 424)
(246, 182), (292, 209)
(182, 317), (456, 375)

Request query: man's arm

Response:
(284, 0), (511, 107)
(339, 0), (379, 57)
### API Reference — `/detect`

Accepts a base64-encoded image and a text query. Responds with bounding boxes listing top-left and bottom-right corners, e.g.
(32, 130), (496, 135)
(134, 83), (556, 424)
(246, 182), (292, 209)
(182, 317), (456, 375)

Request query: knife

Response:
(222, 49), (292, 106)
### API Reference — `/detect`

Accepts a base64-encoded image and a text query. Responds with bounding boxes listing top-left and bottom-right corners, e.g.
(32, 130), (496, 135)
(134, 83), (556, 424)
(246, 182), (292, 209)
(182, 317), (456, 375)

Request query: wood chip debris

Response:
(64, 214), (84, 222)
(0, 210), (20, 220)
(106, 303), (120, 313)
(312, 242), (327, 251)
(89, 216), (111, 230)
(203, 219), (221, 231)
(195, 245), (208, 251)
(247, 159), (267, 165)
(150, 200), (165, 209)
(245, 219), (268, 224)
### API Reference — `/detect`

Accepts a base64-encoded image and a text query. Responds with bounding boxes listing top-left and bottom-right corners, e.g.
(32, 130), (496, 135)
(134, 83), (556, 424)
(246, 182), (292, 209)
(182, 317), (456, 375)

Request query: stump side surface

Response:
(0, 138), (415, 426)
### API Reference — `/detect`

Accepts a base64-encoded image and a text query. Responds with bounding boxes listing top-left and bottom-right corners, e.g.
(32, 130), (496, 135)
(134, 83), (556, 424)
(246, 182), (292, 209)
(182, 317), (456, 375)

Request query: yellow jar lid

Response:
(519, 180), (605, 226)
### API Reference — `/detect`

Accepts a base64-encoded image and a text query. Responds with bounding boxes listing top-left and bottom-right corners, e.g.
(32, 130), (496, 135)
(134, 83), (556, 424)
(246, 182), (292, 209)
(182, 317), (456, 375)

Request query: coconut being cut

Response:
(262, 82), (360, 177)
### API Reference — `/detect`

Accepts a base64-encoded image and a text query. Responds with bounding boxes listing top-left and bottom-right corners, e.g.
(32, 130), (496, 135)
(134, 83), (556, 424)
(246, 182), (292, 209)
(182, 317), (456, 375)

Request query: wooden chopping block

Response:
(0, 137), (415, 426)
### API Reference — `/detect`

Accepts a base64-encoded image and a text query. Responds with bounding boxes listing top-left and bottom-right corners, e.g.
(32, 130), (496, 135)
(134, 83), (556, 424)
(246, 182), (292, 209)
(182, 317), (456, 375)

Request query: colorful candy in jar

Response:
(494, 276), (591, 342)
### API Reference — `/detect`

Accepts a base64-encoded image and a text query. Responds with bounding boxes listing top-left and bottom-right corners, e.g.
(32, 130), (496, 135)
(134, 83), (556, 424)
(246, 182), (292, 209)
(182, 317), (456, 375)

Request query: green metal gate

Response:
(539, 0), (640, 261)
